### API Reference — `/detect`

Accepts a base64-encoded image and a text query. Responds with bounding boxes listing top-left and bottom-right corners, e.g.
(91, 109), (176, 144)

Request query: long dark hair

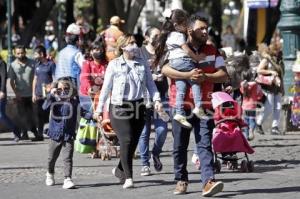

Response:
(154, 9), (188, 67)
(241, 69), (255, 98)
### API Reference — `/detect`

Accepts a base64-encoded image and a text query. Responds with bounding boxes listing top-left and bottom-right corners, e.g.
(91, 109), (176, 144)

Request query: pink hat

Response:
(211, 92), (235, 109)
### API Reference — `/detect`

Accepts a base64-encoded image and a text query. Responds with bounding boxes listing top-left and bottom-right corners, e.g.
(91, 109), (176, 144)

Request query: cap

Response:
(66, 23), (81, 35)
(110, 16), (125, 25)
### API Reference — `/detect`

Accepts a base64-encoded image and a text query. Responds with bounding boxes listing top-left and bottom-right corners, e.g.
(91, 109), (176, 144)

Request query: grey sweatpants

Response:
(47, 139), (74, 178)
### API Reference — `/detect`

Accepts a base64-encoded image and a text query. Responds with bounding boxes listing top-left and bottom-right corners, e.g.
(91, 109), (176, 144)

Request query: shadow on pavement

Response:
(215, 186), (300, 197)
(0, 142), (45, 146)
(252, 144), (298, 148)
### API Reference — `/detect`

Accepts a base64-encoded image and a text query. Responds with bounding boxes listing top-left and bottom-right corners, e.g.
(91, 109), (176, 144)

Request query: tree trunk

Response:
(211, 0), (222, 48)
(126, 0), (146, 33)
(66, 0), (74, 25)
(20, 0), (56, 47)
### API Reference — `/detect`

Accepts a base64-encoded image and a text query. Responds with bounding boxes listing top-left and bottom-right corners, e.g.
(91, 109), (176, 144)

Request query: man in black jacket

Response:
(0, 57), (20, 141)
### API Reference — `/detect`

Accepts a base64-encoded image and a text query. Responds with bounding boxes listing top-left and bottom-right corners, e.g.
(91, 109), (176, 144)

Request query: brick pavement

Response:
(0, 131), (300, 199)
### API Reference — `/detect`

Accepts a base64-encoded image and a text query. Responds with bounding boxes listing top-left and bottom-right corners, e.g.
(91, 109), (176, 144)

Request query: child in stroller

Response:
(211, 92), (255, 173)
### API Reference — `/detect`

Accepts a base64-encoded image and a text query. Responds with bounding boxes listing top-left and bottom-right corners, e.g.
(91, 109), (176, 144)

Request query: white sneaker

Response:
(248, 129), (255, 141)
(140, 166), (151, 176)
(45, 172), (55, 186)
(123, 178), (134, 189)
(192, 107), (207, 119)
(173, 114), (192, 129)
(62, 177), (75, 189)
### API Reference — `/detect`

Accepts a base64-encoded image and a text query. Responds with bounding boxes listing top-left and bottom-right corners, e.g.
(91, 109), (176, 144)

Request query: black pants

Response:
(47, 139), (74, 178)
(33, 98), (50, 136)
(109, 100), (146, 179)
(16, 97), (38, 137)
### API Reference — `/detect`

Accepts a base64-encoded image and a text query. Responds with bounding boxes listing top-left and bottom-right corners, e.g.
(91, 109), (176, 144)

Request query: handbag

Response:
(75, 118), (98, 154)
(255, 74), (274, 86)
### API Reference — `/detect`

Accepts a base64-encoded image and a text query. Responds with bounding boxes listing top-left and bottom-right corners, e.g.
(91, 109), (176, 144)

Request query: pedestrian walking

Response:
(255, 43), (284, 135)
(137, 27), (169, 176)
(32, 45), (56, 141)
(0, 56), (20, 142)
(95, 34), (163, 189)
(162, 14), (227, 196)
(44, 78), (79, 189)
(8, 45), (39, 140)
(240, 69), (264, 141)
(155, 9), (206, 129)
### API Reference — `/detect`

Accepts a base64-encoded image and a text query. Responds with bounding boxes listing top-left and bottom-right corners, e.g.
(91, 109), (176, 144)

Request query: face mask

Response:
(92, 52), (105, 60)
(123, 43), (138, 57)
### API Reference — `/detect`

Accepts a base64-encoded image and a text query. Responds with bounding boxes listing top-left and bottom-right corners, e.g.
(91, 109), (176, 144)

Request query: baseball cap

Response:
(110, 16), (125, 25)
(66, 23), (81, 35)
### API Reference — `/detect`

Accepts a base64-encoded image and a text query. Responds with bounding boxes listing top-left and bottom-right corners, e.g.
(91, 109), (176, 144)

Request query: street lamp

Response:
(223, 1), (240, 25)
(56, 0), (66, 50)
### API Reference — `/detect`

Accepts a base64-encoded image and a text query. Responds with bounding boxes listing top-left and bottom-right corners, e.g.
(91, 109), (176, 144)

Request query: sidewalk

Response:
(0, 131), (300, 199)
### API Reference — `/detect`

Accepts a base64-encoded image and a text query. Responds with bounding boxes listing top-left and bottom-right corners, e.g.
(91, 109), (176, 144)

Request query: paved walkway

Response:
(0, 130), (300, 199)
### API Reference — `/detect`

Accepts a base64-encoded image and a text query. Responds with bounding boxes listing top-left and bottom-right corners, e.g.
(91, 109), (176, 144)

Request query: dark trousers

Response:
(0, 97), (20, 138)
(109, 100), (146, 179)
(47, 139), (74, 178)
(33, 98), (49, 136)
(171, 108), (215, 187)
(16, 97), (38, 137)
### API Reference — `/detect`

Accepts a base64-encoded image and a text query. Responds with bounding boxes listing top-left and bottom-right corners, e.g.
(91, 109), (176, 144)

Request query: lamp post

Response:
(57, 0), (66, 50)
(277, 0), (300, 132)
(6, 0), (12, 68)
(223, 1), (240, 25)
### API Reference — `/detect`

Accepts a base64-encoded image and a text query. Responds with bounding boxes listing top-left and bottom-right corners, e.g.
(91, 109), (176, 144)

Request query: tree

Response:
(96, 0), (146, 33)
(19, 0), (56, 47)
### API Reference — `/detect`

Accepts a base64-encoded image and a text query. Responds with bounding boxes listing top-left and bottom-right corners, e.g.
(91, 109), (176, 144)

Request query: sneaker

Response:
(255, 125), (264, 135)
(123, 178), (134, 189)
(173, 181), (188, 195)
(112, 167), (126, 183)
(173, 114), (192, 129)
(140, 166), (151, 176)
(191, 153), (201, 170)
(271, 127), (281, 135)
(13, 136), (20, 143)
(248, 129), (255, 141)
(62, 177), (75, 189)
(192, 107), (206, 119)
(152, 155), (163, 172)
(20, 133), (29, 140)
(202, 180), (224, 197)
(45, 172), (55, 186)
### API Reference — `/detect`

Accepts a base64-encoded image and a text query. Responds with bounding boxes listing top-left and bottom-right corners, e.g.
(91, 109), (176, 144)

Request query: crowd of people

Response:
(0, 8), (288, 197)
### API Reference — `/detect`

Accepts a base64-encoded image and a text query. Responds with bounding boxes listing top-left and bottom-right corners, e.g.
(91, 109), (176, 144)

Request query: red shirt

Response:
(168, 44), (224, 110)
(240, 81), (263, 110)
(80, 60), (107, 96)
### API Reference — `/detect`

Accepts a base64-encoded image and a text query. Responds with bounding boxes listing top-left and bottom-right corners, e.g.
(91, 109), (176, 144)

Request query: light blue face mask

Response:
(123, 43), (138, 57)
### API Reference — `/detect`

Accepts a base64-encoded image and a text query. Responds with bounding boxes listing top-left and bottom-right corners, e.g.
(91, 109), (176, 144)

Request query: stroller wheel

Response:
(247, 160), (254, 172)
(214, 160), (221, 173)
(240, 160), (248, 172)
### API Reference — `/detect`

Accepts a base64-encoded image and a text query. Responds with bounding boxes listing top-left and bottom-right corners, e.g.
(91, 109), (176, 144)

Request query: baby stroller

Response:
(94, 96), (120, 160)
(211, 92), (255, 173)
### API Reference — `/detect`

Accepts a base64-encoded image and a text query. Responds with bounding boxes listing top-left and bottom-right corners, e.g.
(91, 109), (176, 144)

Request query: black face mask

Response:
(92, 52), (105, 60)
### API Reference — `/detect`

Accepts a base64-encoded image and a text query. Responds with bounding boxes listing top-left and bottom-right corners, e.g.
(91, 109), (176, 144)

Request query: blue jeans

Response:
(79, 95), (93, 113)
(138, 99), (168, 167)
(171, 108), (214, 187)
(170, 58), (201, 115)
(0, 98), (20, 137)
(243, 110), (256, 138)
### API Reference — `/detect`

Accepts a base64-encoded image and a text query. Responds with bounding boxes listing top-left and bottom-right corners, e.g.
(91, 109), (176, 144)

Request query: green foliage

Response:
(74, 0), (93, 17)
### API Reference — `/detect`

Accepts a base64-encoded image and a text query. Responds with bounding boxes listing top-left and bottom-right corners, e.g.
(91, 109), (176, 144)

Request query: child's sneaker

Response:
(45, 172), (55, 186)
(248, 129), (255, 141)
(173, 114), (192, 129)
(62, 177), (75, 189)
(123, 178), (134, 189)
(191, 153), (201, 170)
(192, 107), (207, 119)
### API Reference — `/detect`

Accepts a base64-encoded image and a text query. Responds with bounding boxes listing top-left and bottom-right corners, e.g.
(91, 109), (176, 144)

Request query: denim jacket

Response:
(96, 56), (160, 113)
(43, 94), (79, 141)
